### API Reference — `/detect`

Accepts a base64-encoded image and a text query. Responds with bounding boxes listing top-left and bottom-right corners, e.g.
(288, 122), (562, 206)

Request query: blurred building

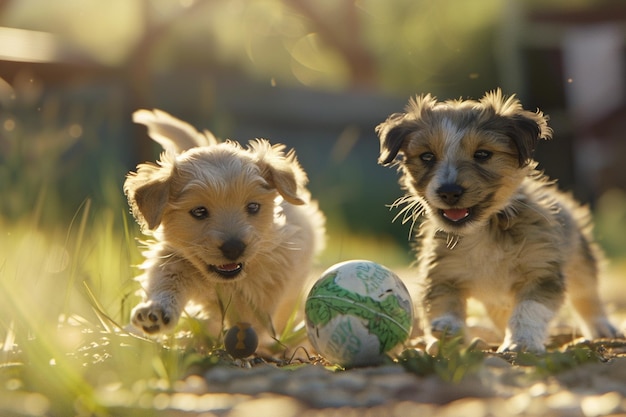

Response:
(498, 1), (626, 202)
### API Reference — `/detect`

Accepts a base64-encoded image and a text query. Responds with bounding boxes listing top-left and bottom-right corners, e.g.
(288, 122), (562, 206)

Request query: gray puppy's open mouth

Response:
(209, 263), (243, 278)
(440, 208), (472, 224)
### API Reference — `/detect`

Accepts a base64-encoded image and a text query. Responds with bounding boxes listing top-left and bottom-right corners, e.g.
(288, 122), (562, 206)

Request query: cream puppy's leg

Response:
(131, 260), (192, 334)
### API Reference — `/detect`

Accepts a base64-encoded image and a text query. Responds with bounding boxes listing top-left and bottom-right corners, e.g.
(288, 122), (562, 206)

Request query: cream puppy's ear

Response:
(124, 156), (174, 231)
(249, 139), (308, 205)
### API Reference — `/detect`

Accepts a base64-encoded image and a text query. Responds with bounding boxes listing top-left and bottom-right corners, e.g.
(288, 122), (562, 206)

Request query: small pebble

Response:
(581, 392), (622, 417)
(483, 356), (513, 369)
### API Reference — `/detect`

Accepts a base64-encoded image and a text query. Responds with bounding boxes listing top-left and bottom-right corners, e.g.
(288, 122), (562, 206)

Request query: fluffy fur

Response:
(125, 109), (325, 344)
(376, 90), (621, 352)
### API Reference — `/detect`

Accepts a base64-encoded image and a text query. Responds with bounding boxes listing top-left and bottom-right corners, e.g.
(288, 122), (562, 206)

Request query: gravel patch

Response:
(153, 342), (626, 417)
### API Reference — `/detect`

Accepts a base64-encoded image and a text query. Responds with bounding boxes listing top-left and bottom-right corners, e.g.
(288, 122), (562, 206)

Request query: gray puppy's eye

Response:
(246, 202), (261, 215)
(190, 206), (209, 220)
(474, 150), (493, 161)
(420, 152), (436, 164)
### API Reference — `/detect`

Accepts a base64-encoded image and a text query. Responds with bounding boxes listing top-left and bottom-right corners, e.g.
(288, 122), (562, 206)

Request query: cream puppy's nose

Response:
(220, 238), (246, 260)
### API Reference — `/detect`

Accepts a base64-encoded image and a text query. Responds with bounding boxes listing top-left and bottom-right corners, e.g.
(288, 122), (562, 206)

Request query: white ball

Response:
(305, 260), (413, 367)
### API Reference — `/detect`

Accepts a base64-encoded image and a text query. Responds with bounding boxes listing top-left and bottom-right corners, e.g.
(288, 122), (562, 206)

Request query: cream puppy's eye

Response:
(246, 202), (261, 215)
(189, 206), (209, 220)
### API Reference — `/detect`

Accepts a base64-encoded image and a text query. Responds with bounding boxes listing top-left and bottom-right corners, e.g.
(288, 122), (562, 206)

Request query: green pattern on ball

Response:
(306, 271), (412, 353)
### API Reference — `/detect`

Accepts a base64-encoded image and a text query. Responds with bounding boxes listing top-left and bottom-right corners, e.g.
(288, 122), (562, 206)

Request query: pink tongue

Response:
(443, 209), (470, 221)
(218, 263), (240, 271)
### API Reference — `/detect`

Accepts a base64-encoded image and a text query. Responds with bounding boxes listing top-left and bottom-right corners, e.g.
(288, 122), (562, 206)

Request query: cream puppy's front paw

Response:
(131, 300), (180, 334)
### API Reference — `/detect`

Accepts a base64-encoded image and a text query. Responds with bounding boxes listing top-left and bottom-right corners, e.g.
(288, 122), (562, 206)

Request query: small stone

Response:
(177, 375), (209, 394)
(440, 398), (488, 417)
(282, 376), (326, 398)
(368, 372), (420, 394)
(353, 389), (388, 407)
(506, 392), (532, 415)
(306, 388), (355, 408)
(330, 372), (368, 391)
(581, 392), (622, 417)
(205, 366), (240, 385)
(228, 375), (272, 395)
(228, 395), (304, 417)
(546, 391), (582, 414)
(483, 356), (513, 369)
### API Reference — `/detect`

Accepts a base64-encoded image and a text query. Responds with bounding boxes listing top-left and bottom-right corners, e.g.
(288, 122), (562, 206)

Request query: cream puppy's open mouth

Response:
(209, 263), (244, 278)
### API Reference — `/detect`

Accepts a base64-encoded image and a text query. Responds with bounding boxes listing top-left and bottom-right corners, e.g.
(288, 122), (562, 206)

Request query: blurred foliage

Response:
(0, 74), (129, 226)
(6, 0), (487, 92)
(0, 0), (609, 96)
(399, 337), (485, 382)
(2, 0), (624, 248)
(398, 337), (617, 385)
(595, 188), (626, 259)
(513, 345), (605, 377)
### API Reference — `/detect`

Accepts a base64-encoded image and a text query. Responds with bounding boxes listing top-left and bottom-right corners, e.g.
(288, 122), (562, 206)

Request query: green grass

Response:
(398, 337), (485, 383)
(0, 193), (240, 415)
(396, 337), (619, 389)
(0, 187), (410, 415)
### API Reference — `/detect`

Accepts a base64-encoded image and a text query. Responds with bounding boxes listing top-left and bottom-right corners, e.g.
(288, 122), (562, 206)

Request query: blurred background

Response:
(2, 0), (626, 255)
(1, 0), (626, 318)
(1, 0), (626, 413)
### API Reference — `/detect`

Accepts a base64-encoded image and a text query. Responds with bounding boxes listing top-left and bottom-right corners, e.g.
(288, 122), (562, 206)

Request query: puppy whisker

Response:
(263, 238), (303, 252)
(155, 253), (185, 270)
(445, 233), (460, 250)
(388, 195), (425, 239)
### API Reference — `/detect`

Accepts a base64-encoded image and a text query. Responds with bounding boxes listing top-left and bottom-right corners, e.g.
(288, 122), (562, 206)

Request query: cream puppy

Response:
(125, 110), (325, 344)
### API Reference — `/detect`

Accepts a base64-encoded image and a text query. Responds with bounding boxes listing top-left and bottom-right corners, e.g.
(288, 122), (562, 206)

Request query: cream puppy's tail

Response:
(133, 109), (218, 154)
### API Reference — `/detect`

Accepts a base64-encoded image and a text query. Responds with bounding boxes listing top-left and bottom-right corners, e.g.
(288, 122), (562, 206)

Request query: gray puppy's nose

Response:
(437, 184), (464, 206)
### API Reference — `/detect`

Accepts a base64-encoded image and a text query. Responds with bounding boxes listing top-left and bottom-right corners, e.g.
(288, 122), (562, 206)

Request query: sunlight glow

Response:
(0, 27), (60, 63)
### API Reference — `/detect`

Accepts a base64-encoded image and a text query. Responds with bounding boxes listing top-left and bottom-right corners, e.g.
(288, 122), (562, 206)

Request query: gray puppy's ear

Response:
(124, 156), (174, 231)
(480, 90), (552, 167)
(376, 93), (438, 165)
(249, 139), (308, 205)
(376, 115), (412, 165)
(507, 111), (552, 167)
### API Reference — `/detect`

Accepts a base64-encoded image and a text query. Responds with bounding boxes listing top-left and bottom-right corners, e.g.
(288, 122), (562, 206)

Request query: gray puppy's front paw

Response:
(496, 339), (545, 354)
(430, 314), (464, 338)
(590, 317), (623, 339)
